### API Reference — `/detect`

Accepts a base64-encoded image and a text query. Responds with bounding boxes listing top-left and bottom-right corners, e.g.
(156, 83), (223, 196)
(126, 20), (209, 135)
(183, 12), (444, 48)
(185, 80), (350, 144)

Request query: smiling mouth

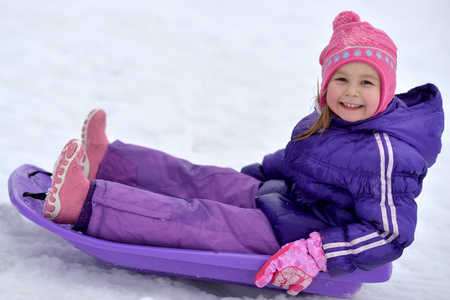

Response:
(340, 102), (363, 109)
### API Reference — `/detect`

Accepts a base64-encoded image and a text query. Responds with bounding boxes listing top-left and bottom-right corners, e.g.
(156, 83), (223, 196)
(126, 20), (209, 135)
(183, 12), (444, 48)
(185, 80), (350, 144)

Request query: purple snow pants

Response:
(78, 140), (280, 255)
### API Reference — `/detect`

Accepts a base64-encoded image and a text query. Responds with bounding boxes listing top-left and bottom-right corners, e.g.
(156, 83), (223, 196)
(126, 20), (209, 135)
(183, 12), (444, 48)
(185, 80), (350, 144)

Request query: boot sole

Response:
(44, 139), (83, 221)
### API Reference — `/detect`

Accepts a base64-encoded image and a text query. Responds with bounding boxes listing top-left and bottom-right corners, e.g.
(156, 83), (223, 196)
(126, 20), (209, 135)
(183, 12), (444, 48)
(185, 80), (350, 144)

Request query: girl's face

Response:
(326, 62), (381, 122)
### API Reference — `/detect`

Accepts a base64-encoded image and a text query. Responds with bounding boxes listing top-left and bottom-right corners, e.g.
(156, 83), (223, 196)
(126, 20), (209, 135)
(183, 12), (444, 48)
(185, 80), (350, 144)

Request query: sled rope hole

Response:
(23, 192), (47, 200)
(28, 171), (52, 177)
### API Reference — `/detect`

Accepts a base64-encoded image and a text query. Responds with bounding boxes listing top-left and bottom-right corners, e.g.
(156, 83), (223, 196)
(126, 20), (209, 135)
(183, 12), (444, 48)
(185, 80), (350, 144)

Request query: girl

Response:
(43, 11), (444, 295)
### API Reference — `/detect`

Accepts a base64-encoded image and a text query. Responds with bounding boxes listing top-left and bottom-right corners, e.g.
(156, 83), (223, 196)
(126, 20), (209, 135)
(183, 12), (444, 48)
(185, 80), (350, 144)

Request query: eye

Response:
(361, 80), (373, 85)
(334, 77), (347, 82)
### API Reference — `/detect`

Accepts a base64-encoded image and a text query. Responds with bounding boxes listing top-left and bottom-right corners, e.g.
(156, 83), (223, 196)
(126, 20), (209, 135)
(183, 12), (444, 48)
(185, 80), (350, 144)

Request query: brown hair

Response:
(294, 89), (335, 141)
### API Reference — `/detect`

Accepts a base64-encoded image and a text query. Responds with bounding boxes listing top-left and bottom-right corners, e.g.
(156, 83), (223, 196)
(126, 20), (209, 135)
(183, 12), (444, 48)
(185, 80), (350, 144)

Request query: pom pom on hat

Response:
(332, 11), (361, 30)
(319, 11), (398, 117)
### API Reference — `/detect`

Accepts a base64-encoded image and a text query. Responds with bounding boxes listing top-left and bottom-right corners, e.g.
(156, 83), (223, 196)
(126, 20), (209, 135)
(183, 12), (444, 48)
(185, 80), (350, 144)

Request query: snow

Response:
(1, 0), (449, 299)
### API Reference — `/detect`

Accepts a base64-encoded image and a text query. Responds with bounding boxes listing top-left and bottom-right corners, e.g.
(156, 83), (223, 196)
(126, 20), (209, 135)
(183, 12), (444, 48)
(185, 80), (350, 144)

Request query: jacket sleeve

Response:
(319, 156), (425, 277)
(241, 149), (285, 181)
(320, 192), (418, 277)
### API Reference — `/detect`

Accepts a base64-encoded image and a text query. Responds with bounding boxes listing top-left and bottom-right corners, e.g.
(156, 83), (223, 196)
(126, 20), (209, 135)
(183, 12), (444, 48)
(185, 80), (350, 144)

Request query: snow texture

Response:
(1, 1), (449, 299)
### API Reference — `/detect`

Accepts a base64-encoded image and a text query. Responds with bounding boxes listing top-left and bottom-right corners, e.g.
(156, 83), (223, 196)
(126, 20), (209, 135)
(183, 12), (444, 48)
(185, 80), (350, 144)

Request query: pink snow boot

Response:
(81, 109), (109, 180)
(44, 139), (90, 224)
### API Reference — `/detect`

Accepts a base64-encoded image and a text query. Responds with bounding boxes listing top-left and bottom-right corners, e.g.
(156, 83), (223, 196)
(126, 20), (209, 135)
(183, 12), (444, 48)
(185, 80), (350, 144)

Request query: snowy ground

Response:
(1, 1), (449, 299)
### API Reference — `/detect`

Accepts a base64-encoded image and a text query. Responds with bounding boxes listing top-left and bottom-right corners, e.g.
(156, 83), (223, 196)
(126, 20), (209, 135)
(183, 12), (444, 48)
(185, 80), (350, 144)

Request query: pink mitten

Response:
(255, 232), (327, 295)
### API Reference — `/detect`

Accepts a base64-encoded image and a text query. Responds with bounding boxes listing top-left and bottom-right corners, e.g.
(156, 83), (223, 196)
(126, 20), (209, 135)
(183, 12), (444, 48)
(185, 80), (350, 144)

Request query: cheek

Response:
(366, 92), (381, 109)
(325, 86), (340, 105)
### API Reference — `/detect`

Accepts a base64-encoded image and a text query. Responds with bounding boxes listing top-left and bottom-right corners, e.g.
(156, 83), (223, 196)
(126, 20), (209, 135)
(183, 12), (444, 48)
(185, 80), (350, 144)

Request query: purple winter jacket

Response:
(242, 83), (444, 277)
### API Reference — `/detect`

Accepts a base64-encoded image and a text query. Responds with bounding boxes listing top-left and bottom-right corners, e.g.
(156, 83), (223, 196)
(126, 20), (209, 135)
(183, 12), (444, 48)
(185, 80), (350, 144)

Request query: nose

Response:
(345, 83), (359, 97)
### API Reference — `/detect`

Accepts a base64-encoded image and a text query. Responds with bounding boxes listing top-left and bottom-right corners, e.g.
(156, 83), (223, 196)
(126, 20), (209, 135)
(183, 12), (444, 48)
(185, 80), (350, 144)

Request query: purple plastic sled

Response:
(8, 164), (392, 298)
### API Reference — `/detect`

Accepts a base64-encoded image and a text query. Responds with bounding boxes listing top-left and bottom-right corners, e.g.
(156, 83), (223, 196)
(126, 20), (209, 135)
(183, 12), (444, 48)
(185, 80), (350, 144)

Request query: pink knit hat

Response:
(319, 11), (397, 116)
